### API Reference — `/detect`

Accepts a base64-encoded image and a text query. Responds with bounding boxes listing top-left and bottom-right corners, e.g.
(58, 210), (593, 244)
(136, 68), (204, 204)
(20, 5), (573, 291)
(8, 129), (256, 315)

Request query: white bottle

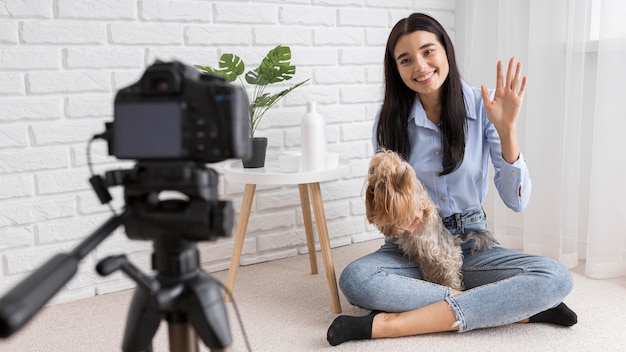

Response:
(300, 101), (327, 172)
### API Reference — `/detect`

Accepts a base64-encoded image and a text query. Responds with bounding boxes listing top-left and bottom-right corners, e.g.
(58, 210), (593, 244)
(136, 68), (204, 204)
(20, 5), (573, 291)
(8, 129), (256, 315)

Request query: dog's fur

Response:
(365, 150), (498, 290)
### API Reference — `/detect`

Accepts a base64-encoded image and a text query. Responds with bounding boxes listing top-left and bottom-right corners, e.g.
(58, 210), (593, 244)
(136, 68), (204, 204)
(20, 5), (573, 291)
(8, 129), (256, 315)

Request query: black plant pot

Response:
(242, 137), (268, 168)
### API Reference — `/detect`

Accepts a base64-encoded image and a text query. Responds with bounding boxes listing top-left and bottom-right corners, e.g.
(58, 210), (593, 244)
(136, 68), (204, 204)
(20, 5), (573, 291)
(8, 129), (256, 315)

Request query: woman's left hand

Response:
(481, 57), (527, 133)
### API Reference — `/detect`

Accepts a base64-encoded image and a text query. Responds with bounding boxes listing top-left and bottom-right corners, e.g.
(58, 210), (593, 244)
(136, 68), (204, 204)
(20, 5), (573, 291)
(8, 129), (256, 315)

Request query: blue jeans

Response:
(339, 208), (574, 332)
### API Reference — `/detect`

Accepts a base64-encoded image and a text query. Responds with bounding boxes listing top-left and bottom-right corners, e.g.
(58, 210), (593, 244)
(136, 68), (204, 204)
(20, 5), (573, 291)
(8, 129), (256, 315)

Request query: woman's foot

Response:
(326, 311), (382, 346)
(528, 302), (577, 326)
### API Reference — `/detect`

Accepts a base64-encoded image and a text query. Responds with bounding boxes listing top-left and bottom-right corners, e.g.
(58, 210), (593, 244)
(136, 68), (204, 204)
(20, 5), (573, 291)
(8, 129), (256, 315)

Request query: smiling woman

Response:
(327, 12), (576, 346)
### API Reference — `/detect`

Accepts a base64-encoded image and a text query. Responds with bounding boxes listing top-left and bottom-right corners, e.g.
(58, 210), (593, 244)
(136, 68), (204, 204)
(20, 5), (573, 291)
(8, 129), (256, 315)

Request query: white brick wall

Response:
(0, 0), (455, 305)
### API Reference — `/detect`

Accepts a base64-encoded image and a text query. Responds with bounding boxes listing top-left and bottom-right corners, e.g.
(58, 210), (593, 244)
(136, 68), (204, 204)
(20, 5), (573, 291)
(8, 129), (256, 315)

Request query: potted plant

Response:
(196, 45), (309, 168)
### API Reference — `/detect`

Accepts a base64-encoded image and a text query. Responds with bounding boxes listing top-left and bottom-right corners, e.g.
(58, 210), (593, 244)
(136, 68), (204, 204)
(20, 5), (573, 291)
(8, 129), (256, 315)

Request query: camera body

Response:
(107, 60), (251, 163)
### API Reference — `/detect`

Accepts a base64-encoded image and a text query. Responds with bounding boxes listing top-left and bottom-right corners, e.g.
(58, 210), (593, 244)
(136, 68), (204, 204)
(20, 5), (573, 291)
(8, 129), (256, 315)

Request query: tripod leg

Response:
(186, 272), (233, 350)
(169, 322), (199, 352)
(122, 286), (162, 352)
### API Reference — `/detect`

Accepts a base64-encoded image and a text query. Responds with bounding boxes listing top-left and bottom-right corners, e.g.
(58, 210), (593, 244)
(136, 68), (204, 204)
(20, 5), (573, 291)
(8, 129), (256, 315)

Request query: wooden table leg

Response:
(308, 182), (342, 313)
(225, 183), (256, 302)
(298, 184), (318, 275)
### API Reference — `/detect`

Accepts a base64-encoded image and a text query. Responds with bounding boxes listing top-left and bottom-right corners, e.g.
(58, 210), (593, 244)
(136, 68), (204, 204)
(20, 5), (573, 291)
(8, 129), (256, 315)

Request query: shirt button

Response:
(434, 150), (440, 155)
(440, 196), (446, 201)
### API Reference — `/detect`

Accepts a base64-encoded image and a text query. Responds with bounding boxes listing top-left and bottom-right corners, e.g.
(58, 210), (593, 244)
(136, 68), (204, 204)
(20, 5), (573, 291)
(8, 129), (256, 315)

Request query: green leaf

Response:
(245, 45), (296, 85)
(250, 79), (309, 109)
(194, 54), (245, 82)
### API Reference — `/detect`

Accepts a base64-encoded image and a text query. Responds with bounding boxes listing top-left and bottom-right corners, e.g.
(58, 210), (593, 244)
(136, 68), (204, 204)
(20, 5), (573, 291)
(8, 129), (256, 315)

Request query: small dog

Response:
(365, 150), (498, 290)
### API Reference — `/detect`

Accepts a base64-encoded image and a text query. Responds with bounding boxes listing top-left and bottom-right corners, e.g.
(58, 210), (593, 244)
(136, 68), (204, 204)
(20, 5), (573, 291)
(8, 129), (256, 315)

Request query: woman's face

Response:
(393, 30), (449, 100)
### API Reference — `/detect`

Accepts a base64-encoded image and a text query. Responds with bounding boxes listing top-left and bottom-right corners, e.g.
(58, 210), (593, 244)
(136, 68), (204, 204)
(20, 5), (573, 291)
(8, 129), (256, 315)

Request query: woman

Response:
(327, 13), (576, 346)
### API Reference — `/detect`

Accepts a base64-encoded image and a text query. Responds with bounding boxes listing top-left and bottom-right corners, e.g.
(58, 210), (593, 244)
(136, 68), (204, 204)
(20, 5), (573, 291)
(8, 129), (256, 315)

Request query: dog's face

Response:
(365, 150), (431, 237)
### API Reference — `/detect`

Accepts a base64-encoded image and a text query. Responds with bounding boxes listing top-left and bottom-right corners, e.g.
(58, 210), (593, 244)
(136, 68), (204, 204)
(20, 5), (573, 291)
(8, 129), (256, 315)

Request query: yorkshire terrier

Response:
(365, 150), (498, 290)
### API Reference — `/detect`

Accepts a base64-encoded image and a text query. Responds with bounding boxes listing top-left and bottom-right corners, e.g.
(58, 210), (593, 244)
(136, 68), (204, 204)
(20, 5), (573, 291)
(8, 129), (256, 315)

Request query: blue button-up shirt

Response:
(373, 79), (531, 218)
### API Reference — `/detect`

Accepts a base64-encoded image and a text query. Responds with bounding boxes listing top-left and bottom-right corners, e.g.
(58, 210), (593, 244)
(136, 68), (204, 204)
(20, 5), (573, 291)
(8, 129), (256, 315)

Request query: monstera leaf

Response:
(245, 45), (296, 85)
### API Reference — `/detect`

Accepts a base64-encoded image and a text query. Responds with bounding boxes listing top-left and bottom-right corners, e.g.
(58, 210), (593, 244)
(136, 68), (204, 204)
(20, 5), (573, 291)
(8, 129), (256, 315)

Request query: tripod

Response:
(0, 162), (236, 352)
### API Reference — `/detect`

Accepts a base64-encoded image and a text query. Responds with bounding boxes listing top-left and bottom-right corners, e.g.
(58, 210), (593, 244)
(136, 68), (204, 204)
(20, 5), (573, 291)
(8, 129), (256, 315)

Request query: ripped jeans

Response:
(338, 207), (573, 332)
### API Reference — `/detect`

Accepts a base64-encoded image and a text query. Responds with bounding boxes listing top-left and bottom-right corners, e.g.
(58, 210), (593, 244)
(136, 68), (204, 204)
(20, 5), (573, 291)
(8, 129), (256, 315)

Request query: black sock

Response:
(326, 311), (381, 346)
(529, 302), (577, 326)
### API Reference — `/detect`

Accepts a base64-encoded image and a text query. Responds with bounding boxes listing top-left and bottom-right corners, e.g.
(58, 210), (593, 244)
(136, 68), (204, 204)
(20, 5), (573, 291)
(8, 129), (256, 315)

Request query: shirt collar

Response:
(409, 79), (477, 129)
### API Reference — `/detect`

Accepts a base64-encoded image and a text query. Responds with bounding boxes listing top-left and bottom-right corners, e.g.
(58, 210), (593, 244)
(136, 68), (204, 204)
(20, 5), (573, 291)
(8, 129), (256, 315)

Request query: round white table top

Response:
(223, 157), (352, 185)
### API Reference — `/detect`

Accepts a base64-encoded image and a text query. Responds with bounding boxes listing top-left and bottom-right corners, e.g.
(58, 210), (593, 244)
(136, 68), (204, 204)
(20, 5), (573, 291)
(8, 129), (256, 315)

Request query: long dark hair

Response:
(376, 13), (466, 176)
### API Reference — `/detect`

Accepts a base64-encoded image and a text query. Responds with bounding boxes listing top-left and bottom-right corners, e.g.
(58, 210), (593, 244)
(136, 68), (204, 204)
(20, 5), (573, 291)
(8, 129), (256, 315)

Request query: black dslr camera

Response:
(107, 60), (250, 162)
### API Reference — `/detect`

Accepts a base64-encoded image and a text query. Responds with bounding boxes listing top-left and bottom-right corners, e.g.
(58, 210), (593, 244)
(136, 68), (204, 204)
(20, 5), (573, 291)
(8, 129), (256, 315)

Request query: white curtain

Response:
(455, 0), (626, 279)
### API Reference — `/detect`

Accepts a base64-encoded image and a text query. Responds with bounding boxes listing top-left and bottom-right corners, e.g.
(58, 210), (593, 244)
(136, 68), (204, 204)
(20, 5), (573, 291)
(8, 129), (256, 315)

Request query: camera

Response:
(106, 60), (251, 162)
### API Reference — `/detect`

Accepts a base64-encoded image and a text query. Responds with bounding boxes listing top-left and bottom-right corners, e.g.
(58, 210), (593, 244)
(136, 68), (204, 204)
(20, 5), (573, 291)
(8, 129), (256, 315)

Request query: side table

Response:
(222, 157), (351, 314)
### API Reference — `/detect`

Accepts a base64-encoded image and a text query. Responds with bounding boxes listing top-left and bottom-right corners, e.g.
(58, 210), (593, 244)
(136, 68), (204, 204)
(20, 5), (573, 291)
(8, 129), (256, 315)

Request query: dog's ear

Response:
(392, 165), (413, 191)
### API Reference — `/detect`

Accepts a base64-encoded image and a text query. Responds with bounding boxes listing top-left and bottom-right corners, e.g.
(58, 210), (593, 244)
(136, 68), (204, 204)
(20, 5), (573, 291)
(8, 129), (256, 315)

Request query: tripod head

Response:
(103, 161), (233, 242)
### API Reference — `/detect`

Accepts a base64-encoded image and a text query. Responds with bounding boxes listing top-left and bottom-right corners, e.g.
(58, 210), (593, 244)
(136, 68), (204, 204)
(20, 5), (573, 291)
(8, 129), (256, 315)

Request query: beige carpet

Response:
(1, 239), (625, 351)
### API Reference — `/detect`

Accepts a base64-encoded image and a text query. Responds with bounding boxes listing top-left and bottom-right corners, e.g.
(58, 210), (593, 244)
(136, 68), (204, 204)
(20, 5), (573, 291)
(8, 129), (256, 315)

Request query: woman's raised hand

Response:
(481, 57), (528, 134)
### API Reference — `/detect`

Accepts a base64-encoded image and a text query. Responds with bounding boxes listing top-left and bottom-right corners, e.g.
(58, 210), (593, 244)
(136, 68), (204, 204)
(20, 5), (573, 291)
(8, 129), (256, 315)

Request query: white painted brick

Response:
(313, 28), (364, 46)
(350, 198), (366, 216)
(313, 0), (362, 6)
(0, 0), (53, 18)
(247, 210), (296, 233)
(36, 215), (109, 244)
(0, 147), (68, 174)
(0, 227), (34, 250)
(416, 0), (455, 11)
(66, 95), (114, 118)
(365, 28), (390, 46)
(36, 169), (92, 195)
(0, 73), (25, 94)
(31, 120), (108, 146)
(256, 188), (301, 211)
(0, 98), (63, 121)
(321, 180), (364, 201)
(284, 85), (339, 106)
(0, 21), (18, 44)
(365, 0), (413, 9)
(147, 48), (218, 67)
(256, 229), (304, 252)
(327, 218), (363, 238)
(293, 47), (338, 66)
(314, 66), (366, 84)
(340, 84), (383, 104)
(112, 70), (144, 90)
(0, 126), (28, 149)
(109, 23), (183, 45)
(342, 121), (375, 141)
(21, 21), (106, 44)
(253, 27), (312, 46)
(279, 6), (336, 26)
(0, 197), (75, 227)
(239, 248), (298, 266)
(185, 26), (251, 46)
(214, 3), (277, 24)
(338, 8), (388, 27)
(0, 174), (35, 199)
(340, 47), (384, 65)
(366, 65), (384, 83)
(58, 0), (136, 20)
(65, 48), (144, 69)
(198, 237), (256, 263)
(0, 48), (60, 70)
(140, 1), (211, 22)
(27, 71), (111, 94)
